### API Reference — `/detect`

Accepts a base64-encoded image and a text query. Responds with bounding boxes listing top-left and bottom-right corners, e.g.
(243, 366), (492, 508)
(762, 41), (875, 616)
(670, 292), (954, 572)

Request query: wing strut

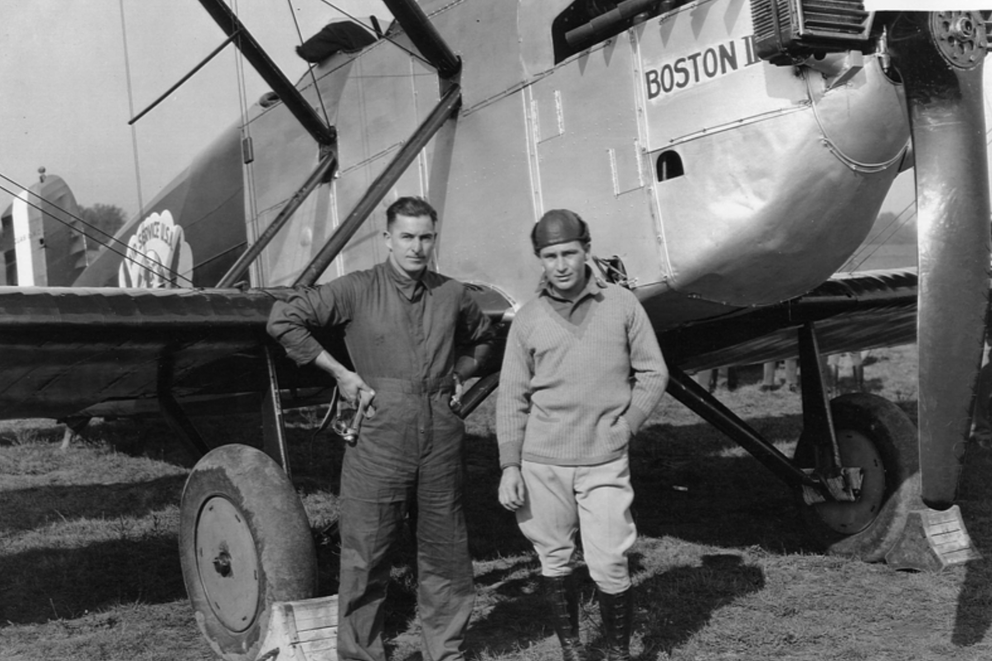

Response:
(158, 350), (210, 461)
(197, 0), (336, 146)
(381, 0), (461, 79)
(293, 83), (462, 288)
(288, 0), (464, 288)
(664, 365), (824, 492)
(261, 345), (291, 474)
(217, 147), (338, 288)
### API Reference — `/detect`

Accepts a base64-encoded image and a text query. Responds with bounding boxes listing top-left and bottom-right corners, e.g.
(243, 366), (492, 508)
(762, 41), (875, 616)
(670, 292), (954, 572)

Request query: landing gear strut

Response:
(794, 393), (920, 562)
(667, 320), (979, 569)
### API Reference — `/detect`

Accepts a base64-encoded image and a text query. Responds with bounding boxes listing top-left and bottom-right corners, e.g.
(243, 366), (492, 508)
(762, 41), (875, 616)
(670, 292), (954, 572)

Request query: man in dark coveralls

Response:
(267, 196), (494, 661)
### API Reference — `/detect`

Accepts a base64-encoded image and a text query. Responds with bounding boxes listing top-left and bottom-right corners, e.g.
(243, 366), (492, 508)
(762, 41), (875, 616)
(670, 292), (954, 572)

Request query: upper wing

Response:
(661, 268), (918, 372)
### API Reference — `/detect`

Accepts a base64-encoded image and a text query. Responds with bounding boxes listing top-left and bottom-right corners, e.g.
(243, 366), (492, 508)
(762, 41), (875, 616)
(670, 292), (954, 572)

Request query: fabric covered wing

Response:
(0, 270), (919, 421)
(661, 269), (918, 371)
(0, 286), (299, 420)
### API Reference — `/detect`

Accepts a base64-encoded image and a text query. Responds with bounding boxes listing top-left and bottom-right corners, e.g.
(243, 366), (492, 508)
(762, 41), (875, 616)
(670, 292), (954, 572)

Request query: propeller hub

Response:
(932, 11), (988, 69)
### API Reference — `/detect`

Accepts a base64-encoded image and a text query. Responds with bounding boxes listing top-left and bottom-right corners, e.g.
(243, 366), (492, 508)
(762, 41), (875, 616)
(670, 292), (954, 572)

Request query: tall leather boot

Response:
(544, 575), (585, 661)
(598, 588), (633, 661)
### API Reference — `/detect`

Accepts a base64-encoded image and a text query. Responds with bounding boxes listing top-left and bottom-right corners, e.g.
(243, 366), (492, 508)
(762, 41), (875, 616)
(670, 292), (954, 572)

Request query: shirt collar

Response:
(383, 258), (428, 300)
(537, 265), (606, 301)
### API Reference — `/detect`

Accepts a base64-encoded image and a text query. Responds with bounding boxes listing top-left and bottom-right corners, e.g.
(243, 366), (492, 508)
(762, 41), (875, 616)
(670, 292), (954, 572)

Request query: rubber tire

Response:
(179, 444), (317, 661)
(794, 393), (921, 562)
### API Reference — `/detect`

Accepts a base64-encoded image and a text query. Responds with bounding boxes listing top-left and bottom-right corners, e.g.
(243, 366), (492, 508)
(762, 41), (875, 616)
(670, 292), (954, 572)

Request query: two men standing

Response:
(268, 202), (667, 661)
(496, 210), (669, 661)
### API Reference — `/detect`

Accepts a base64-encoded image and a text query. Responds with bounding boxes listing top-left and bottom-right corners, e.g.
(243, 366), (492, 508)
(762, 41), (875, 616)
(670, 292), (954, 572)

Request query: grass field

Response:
(4, 344), (992, 661)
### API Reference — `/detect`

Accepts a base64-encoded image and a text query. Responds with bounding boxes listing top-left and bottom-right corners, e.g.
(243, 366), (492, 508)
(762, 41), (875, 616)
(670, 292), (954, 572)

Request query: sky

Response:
(0, 1), (989, 224)
(0, 0), (386, 219)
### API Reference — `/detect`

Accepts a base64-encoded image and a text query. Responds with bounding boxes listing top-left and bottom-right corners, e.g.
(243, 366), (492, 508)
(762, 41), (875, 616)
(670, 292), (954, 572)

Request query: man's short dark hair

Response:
(386, 196), (437, 228)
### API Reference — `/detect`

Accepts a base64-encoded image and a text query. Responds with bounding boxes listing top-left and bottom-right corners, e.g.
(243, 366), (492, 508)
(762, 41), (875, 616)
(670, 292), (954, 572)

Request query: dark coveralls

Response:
(267, 260), (494, 661)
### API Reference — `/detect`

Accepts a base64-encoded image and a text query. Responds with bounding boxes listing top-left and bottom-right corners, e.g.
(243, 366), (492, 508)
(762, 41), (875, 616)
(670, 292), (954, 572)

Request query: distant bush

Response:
(79, 203), (126, 238)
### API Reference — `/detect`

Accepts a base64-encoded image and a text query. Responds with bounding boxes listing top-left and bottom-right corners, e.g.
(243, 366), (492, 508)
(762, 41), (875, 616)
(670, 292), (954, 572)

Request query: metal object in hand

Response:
(332, 398), (368, 443)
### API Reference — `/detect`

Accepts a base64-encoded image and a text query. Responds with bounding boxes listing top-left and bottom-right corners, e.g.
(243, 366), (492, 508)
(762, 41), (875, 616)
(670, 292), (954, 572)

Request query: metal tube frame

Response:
(294, 83), (462, 288)
(197, 0), (336, 146)
(381, 0), (462, 78)
(157, 350), (210, 461)
(664, 364), (820, 490)
(217, 146), (338, 288)
(797, 322), (843, 477)
(130, 34), (236, 126)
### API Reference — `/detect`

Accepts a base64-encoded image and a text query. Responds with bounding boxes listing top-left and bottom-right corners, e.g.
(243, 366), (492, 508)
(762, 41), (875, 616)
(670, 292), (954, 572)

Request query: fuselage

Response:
(78, 0), (911, 331)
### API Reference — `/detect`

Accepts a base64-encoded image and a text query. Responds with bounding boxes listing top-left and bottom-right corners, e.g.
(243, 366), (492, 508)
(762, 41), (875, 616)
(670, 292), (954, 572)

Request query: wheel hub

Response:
(810, 429), (886, 535)
(195, 496), (261, 633)
(932, 10), (988, 69)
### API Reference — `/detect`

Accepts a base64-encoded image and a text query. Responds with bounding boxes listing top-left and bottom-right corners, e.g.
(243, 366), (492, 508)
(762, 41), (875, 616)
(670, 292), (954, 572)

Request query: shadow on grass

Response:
(463, 567), (553, 657)
(951, 443), (992, 648)
(0, 475), (186, 534)
(462, 553), (765, 660)
(629, 414), (814, 555)
(1, 535), (187, 624)
(63, 408), (816, 560)
(0, 403), (896, 640)
(464, 411), (821, 562)
(634, 553), (765, 658)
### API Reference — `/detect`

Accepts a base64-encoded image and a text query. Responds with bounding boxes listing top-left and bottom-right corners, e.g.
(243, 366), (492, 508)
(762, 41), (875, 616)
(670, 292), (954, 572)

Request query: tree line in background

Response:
(79, 203), (127, 239)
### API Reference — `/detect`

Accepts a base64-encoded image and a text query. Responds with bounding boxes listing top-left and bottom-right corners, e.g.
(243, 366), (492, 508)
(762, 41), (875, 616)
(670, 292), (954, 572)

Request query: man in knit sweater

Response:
(496, 209), (668, 661)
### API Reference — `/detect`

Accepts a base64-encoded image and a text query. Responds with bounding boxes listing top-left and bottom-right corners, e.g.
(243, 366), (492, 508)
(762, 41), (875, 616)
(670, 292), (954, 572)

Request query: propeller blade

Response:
(889, 11), (991, 508)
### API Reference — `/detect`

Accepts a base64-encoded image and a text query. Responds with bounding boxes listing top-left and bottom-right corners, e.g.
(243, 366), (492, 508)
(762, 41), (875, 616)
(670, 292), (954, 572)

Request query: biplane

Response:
(1, 1), (990, 659)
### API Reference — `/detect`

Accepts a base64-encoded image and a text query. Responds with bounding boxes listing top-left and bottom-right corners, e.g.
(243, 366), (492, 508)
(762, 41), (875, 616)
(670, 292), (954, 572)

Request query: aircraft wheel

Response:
(179, 444), (317, 661)
(794, 393), (920, 562)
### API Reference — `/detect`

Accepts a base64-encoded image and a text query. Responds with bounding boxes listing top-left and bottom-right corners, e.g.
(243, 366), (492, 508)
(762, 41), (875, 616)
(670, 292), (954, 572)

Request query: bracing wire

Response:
(231, 0), (262, 283)
(841, 89), (992, 273)
(0, 173), (191, 286)
(118, 0), (145, 217)
(840, 196), (916, 272)
(287, 0), (332, 128)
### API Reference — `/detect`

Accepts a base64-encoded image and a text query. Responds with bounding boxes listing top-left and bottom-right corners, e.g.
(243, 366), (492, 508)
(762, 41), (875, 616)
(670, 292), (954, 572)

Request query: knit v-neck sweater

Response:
(496, 281), (667, 468)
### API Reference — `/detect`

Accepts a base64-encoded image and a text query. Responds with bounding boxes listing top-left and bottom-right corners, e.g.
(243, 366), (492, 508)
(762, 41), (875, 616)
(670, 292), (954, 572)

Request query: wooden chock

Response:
(257, 595), (339, 661)
(884, 506), (981, 571)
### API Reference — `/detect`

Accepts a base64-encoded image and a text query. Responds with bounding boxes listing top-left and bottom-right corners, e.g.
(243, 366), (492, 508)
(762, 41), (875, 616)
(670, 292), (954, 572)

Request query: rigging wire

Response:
(231, 0), (262, 285)
(117, 0), (146, 218)
(287, 0), (332, 128)
(0, 173), (191, 285)
(841, 95), (992, 273)
(840, 195), (916, 272)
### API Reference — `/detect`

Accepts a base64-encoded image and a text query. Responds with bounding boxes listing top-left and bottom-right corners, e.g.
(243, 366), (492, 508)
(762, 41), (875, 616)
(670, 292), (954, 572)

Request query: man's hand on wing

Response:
(498, 466), (526, 511)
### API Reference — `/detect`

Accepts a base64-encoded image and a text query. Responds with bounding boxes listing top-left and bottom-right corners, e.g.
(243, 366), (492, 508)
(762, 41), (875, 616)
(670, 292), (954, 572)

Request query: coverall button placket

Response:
(419, 393), (434, 455)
